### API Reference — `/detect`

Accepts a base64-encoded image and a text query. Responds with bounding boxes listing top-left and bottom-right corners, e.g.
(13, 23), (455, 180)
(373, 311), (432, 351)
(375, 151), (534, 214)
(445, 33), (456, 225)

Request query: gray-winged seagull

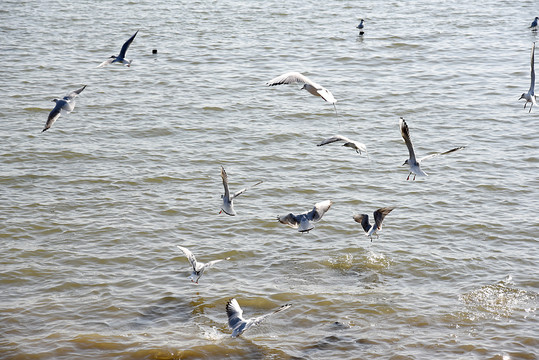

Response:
(277, 200), (332, 233)
(519, 42), (537, 112)
(176, 245), (228, 284)
(353, 207), (394, 241)
(98, 30), (138, 67)
(220, 166), (262, 216)
(42, 85), (86, 132)
(317, 135), (367, 154)
(399, 117), (466, 180)
(226, 298), (292, 338)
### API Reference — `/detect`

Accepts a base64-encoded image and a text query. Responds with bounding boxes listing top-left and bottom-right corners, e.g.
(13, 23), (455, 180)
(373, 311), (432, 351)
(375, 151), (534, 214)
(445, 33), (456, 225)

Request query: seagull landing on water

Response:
(176, 245), (228, 284)
(399, 117), (466, 181)
(42, 85), (86, 132)
(317, 135), (367, 154)
(530, 17), (539, 30)
(519, 42), (537, 113)
(226, 298), (292, 338)
(98, 30), (138, 67)
(265, 72), (337, 114)
(357, 19), (365, 35)
(277, 200), (332, 233)
(353, 207), (394, 241)
(220, 166), (262, 216)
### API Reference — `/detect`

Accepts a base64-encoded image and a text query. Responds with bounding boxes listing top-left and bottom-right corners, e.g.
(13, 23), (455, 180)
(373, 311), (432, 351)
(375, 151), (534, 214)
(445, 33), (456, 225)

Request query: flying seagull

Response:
(399, 117), (466, 180)
(357, 19), (365, 35)
(42, 85), (86, 132)
(98, 30), (138, 67)
(519, 42), (537, 113)
(176, 245), (227, 284)
(353, 207), (394, 241)
(317, 135), (367, 154)
(220, 166), (262, 216)
(226, 298), (292, 338)
(530, 17), (538, 30)
(277, 200), (332, 233)
(266, 72), (337, 114)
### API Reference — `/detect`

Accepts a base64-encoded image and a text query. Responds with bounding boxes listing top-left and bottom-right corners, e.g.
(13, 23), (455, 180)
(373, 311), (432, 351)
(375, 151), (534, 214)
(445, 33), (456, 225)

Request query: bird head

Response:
(519, 93), (526, 100)
(300, 84), (307, 90)
(51, 98), (59, 103)
(402, 159), (409, 166)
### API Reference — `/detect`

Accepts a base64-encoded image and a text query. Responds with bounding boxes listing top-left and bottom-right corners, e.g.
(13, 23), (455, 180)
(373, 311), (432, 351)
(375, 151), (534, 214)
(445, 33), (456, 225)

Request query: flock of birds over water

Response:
(39, 16), (539, 338)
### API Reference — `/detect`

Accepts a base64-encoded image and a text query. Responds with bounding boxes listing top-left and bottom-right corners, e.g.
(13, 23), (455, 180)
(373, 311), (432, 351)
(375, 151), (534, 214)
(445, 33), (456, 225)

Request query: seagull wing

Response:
(64, 85), (87, 101)
(118, 30), (138, 59)
(232, 180), (263, 200)
(201, 259), (225, 272)
(400, 117), (417, 163)
(317, 88), (336, 104)
(97, 57), (114, 68)
(266, 72), (319, 88)
(353, 214), (371, 233)
(306, 200), (332, 222)
(43, 101), (64, 132)
(317, 135), (349, 146)
(226, 298), (247, 337)
(177, 245), (198, 272)
(530, 42), (536, 95)
(277, 213), (299, 228)
(220, 166), (230, 199)
(245, 303), (292, 332)
(373, 207), (394, 231)
(418, 146), (466, 163)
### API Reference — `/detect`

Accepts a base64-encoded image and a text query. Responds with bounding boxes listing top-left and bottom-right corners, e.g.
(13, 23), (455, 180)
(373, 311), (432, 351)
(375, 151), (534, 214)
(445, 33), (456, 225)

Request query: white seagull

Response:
(530, 17), (538, 30)
(42, 85), (86, 132)
(317, 135), (367, 154)
(226, 298), (292, 338)
(220, 166), (262, 216)
(353, 207), (394, 241)
(277, 200), (332, 233)
(519, 42), (537, 113)
(266, 72), (337, 113)
(399, 117), (466, 181)
(176, 245), (227, 284)
(98, 30), (138, 67)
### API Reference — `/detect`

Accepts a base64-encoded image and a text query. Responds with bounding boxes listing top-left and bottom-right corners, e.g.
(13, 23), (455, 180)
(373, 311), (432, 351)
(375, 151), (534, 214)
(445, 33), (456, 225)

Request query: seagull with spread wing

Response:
(42, 85), (86, 132)
(399, 117), (466, 181)
(317, 135), (367, 154)
(220, 166), (262, 216)
(176, 245), (228, 284)
(98, 30), (138, 67)
(353, 207), (394, 241)
(226, 298), (292, 338)
(277, 200), (332, 233)
(519, 42), (537, 113)
(266, 72), (337, 114)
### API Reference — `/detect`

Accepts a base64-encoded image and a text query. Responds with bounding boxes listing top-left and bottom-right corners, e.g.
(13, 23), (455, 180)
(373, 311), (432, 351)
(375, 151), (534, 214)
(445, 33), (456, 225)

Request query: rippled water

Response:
(1, 0), (538, 359)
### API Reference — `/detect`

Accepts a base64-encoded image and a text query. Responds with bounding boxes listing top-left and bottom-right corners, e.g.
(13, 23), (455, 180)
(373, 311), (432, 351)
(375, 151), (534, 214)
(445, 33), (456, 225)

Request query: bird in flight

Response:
(519, 42), (537, 113)
(220, 166), (262, 216)
(42, 85), (86, 132)
(98, 30), (139, 67)
(317, 135), (367, 154)
(399, 117), (466, 180)
(226, 298), (292, 337)
(266, 72), (337, 114)
(353, 207), (394, 241)
(176, 245), (228, 284)
(277, 200), (332, 233)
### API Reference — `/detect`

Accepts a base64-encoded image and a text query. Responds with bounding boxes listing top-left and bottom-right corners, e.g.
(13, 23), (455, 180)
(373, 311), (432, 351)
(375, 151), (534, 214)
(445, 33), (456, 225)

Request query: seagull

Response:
(277, 200), (332, 233)
(176, 245), (227, 284)
(266, 72), (337, 114)
(399, 117), (466, 181)
(42, 85), (86, 132)
(226, 298), (292, 338)
(353, 207), (394, 241)
(530, 17), (539, 30)
(220, 166), (262, 216)
(357, 19), (365, 35)
(317, 135), (367, 154)
(98, 30), (138, 67)
(519, 42), (537, 113)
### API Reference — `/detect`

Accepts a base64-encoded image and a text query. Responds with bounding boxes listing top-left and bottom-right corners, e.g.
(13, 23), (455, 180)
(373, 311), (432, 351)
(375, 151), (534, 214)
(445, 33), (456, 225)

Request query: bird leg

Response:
(406, 173), (411, 181)
(413, 174), (416, 181)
